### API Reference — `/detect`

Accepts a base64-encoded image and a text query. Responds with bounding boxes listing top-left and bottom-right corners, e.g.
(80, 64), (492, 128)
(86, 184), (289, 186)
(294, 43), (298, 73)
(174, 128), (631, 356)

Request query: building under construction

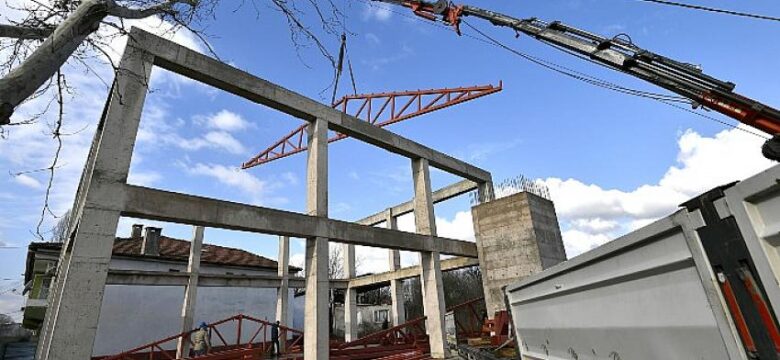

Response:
(28, 27), (567, 360)
(22, 1), (780, 359)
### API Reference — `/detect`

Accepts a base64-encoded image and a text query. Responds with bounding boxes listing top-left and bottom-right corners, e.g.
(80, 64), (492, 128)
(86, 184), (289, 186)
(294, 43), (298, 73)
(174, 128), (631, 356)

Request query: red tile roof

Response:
(29, 236), (298, 272)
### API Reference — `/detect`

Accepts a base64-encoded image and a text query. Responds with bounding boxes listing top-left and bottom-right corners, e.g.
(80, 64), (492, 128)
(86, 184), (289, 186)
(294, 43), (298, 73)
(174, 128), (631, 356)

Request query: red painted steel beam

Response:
(241, 82), (503, 169)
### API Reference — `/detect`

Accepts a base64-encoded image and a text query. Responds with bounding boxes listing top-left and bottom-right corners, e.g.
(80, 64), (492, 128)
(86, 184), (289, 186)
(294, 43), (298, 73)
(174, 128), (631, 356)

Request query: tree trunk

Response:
(0, 0), (109, 124)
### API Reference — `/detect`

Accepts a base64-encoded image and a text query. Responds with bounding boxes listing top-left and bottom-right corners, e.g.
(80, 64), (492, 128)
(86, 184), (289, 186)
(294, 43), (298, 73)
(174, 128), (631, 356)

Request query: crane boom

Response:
(372, 0), (780, 160)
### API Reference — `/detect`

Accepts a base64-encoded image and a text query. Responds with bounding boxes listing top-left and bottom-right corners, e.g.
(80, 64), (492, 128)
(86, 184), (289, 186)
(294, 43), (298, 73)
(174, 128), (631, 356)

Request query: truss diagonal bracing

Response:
(241, 82), (503, 169)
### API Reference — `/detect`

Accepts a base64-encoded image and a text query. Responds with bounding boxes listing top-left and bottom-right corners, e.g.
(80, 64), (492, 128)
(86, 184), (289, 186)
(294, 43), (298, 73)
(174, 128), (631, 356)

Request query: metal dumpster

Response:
(505, 164), (780, 360)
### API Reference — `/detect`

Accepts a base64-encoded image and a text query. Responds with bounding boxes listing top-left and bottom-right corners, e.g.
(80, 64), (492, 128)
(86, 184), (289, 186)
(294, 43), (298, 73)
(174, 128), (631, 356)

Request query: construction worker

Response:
(271, 320), (281, 356)
(191, 322), (211, 357)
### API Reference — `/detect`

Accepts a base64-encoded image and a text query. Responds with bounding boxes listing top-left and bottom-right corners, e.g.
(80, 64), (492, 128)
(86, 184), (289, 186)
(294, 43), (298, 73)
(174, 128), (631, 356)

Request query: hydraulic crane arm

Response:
(373, 0), (780, 160)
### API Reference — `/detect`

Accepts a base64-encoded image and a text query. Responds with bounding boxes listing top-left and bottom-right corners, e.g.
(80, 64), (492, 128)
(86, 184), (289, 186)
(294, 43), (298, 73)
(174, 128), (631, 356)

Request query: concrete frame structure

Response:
(354, 179), (480, 328)
(37, 27), (492, 360)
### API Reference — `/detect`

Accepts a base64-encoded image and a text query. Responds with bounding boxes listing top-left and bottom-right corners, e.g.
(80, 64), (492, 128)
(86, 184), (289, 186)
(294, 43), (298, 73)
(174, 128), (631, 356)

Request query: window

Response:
(38, 277), (52, 300)
(373, 309), (389, 323)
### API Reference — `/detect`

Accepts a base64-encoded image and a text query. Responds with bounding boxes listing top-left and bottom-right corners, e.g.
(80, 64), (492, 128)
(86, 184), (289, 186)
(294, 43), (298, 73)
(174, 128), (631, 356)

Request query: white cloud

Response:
(168, 131), (247, 154)
(13, 173), (42, 189)
(365, 33), (381, 45)
(127, 171), (162, 186)
(0, 291), (25, 321)
(201, 131), (246, 154)
(290, 253), (305, 271)
(462, 139), (522, 163)
(0, 9), (211, 238)
(362, 3), (392, 22)
(396, 213), (415, 232)
(543, 125), (773, 259)
(560, 229), (612, 258)
(355, 245), (390, 276)
(435, 211), (475, 241)
(102, 16), (208, 65)
(187, 163), (267, 195)
(200, 110), (249, 132)
(362, 44), (414, 71)
(332, 202), (352, 215)
(281, 172), (299, 186)
(570, 218), (619, 234)
(137, 106), (247, 155)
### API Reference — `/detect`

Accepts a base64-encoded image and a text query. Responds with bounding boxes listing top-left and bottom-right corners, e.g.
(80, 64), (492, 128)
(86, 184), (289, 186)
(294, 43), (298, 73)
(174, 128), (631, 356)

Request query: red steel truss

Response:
(241, 82), (503, 169)
(94, 298), (488, 360)
(93, 314), (303, 360)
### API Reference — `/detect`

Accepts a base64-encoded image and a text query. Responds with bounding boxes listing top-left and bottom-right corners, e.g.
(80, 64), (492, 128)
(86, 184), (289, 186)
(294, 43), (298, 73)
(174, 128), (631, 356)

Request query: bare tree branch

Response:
(34, 70), (66, 241)
(0, 24), (54, 39)
(104, 0), (198, 19)
(0, 0), (202, 124)
(1, 0), (347, 240)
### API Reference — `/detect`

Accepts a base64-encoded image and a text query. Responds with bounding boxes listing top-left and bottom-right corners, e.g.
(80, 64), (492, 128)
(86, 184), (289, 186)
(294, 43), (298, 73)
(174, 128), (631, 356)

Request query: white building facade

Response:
(24, 225), (303, 357)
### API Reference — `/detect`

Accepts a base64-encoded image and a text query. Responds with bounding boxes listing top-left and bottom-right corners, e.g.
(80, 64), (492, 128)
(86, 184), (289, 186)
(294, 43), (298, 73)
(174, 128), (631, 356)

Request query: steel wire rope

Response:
(461, 19), (770, 139)
(353, 0), (768, 138)
(637, 0), (780, 23)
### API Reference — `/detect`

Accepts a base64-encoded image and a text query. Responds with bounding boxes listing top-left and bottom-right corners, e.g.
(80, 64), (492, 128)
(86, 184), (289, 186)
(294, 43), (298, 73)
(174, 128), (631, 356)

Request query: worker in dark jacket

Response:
(271, 320), (281, 356)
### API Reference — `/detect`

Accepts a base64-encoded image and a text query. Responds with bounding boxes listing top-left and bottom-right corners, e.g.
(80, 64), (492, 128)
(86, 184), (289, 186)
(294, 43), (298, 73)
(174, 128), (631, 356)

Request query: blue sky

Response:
(1, 0), (778, 317)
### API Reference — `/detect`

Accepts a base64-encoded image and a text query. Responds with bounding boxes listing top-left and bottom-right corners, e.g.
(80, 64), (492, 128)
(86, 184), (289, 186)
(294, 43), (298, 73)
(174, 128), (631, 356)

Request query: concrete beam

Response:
(357, 180), (478, 226)
(349, 257), (479, 289)
(126, 27), (491, 183)
(104, 270), (349, 289)
(120, 185), (479, 258)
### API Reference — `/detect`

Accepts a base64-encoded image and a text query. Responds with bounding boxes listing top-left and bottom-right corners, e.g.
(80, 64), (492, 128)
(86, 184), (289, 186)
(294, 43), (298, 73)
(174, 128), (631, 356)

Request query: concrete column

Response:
(37, 45), (153, 360)
(386, 210), (406, 326)
(176, 226), (204, 358)
(411, 158), (448, 359)
(304, 118), (329, 360)
(343, 244), (357, 342)
(276, 236), (290, 353)
(478, 179), (495, 204)
(471, 192), (566, 318)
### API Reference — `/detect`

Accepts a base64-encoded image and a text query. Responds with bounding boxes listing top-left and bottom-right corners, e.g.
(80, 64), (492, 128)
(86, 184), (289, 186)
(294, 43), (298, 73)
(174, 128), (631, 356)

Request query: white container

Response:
(505, 205), (748, 359)
(505, 164), (780, 359)
(723, 165), (780, 321)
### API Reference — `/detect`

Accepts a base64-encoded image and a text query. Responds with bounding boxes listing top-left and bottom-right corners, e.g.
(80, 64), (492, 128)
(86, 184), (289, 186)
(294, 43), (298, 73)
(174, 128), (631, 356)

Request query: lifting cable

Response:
(637, 0), (780, 23)
(331, 33), (348, 105)
(330, 33), (359, 105)
(461, 19), (770, 139)
(353, 0), (767, 138)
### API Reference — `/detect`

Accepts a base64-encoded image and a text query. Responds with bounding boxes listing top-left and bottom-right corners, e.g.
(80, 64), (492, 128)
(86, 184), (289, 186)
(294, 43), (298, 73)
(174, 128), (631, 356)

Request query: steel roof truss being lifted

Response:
(241, 82), (502, 169)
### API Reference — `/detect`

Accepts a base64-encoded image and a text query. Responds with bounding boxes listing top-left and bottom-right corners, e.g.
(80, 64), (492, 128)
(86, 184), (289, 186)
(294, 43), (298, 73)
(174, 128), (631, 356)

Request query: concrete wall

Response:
(471, 192), (566, 317)
(90, 257), (296, 356)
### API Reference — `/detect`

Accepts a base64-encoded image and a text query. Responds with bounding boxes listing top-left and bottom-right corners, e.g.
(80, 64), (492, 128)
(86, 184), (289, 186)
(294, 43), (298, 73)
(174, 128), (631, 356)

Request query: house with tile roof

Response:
(22, 225), (302, 356)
